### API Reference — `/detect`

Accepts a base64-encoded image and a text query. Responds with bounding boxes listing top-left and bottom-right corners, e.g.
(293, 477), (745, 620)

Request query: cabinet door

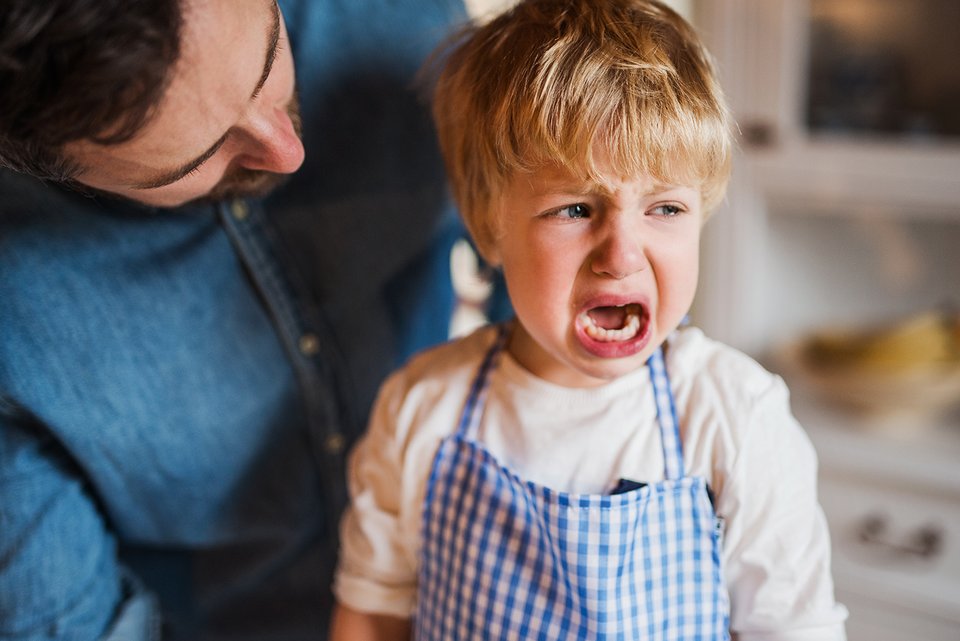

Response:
(818, 472), (960, 640)
(839, 594), (959, 641)
(692, 0), (960, 354)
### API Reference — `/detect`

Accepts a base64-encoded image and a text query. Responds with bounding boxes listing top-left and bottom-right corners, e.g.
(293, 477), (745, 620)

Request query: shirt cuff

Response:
(333, 573), (417, 620)
(735, 607), (848, 641)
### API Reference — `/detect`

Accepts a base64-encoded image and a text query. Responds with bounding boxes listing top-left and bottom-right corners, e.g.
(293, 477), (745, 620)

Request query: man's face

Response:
(65, 0), (304, 207)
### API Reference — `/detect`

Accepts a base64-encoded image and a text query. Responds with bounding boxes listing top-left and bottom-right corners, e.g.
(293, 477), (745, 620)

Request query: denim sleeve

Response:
(0, 413), (158, 641)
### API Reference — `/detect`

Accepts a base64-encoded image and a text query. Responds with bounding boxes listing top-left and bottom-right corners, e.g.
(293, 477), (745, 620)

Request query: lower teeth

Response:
(580, 309), (642, 342)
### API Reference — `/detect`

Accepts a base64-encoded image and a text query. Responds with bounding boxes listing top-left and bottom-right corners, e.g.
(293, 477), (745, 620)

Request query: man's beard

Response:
(200, 93), (303, 203)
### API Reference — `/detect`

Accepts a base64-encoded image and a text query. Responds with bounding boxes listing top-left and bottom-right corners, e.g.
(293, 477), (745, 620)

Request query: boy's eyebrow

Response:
(132, 1), (282, 190)
(549, 175), (683, 195)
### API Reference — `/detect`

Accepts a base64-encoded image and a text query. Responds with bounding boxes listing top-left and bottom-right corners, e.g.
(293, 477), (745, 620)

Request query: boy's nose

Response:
(590, 220), (647, 279)
(234, 102), (305, 174)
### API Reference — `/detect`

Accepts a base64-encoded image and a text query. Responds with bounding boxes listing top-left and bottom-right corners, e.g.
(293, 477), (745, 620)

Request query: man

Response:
(0, 0), (469, 638)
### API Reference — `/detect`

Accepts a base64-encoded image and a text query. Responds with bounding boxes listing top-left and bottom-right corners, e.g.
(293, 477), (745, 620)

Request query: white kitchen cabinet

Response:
(799, 402), (960, 640)
(689, 1), (960, 638)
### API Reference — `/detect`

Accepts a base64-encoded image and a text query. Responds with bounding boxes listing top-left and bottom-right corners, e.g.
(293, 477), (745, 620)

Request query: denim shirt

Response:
(0, 1), (468, 639)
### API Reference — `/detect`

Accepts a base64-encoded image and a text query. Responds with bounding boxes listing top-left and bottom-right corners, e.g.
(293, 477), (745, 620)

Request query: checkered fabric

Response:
(415, 327), (730, 640)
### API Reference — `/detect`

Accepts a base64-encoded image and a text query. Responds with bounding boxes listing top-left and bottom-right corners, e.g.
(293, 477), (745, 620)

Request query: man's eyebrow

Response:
(132, 133), (229, 190)
(252, 1), (281, 100)
(133, 2), (281, 191)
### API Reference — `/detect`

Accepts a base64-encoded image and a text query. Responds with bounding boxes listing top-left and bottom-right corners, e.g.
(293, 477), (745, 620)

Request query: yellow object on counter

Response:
(804, 310), (960, 374)
(777, 310), (960, 428)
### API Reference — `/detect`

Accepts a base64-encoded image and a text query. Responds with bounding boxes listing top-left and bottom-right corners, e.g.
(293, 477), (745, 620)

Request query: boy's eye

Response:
(548, 203), (590, 219)
(649, 203), (685, 217)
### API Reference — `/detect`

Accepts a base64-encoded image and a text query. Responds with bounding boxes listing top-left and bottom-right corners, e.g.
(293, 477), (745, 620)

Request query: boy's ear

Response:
(478, 241), (501, 268)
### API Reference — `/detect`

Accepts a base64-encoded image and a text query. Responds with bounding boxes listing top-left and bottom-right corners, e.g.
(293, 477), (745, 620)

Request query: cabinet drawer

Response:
(818, 472), (960, 639)
(836, 592), (960, 641)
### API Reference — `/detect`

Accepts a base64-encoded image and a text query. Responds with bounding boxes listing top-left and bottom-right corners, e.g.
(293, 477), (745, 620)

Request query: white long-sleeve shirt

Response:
(335, 325), (848, 640)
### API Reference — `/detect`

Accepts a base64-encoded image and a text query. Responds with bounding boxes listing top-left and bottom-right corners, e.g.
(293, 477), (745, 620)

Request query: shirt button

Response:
(298, 333), (320, 356)
(325, 432), (346, 455)
(231, 200), (249, 220)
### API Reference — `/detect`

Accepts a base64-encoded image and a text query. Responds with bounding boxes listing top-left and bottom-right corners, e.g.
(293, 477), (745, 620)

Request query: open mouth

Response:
(577, 303), (646, 343)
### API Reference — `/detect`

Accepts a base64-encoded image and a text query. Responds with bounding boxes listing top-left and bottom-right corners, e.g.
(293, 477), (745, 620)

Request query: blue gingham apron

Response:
(415, 326), (730, 640)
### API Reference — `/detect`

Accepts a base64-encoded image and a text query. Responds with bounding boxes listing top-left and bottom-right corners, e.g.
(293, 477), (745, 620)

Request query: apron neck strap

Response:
(647, 347), (685, 480)
(456, 323), (510, 439)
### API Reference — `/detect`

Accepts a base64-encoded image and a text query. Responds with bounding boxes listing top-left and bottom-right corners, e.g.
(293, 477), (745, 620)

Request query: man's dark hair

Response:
(0, 0), (183, 180)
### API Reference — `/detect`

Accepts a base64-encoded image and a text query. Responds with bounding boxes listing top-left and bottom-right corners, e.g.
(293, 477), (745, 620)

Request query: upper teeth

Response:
(579, 306), (642, 342)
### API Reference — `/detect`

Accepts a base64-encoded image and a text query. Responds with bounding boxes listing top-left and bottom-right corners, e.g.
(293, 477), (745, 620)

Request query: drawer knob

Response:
(856, 513), (943, 560)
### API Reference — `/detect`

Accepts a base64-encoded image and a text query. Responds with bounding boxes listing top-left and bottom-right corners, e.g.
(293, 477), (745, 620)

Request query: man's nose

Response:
(590, 217), (648, 279)
(234, 103), (305, 174)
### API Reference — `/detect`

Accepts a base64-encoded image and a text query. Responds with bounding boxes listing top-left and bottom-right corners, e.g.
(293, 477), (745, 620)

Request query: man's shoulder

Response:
(2, 174), (118, 292)
(0, 175), (228, 379)
(0, 169), (69, 218)
(0, 172), (94, 293)
(0, 170), (126, 240)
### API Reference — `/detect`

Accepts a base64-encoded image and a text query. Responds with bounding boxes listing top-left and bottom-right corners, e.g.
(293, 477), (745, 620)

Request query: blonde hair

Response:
(429, 0), (733, 263)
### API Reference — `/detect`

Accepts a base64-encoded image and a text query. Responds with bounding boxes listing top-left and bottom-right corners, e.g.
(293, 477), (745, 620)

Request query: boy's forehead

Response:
(512, 162), (685, 196)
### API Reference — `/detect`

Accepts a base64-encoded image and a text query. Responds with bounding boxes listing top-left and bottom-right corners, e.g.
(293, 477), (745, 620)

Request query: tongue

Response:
(588, 306), (627, 330)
